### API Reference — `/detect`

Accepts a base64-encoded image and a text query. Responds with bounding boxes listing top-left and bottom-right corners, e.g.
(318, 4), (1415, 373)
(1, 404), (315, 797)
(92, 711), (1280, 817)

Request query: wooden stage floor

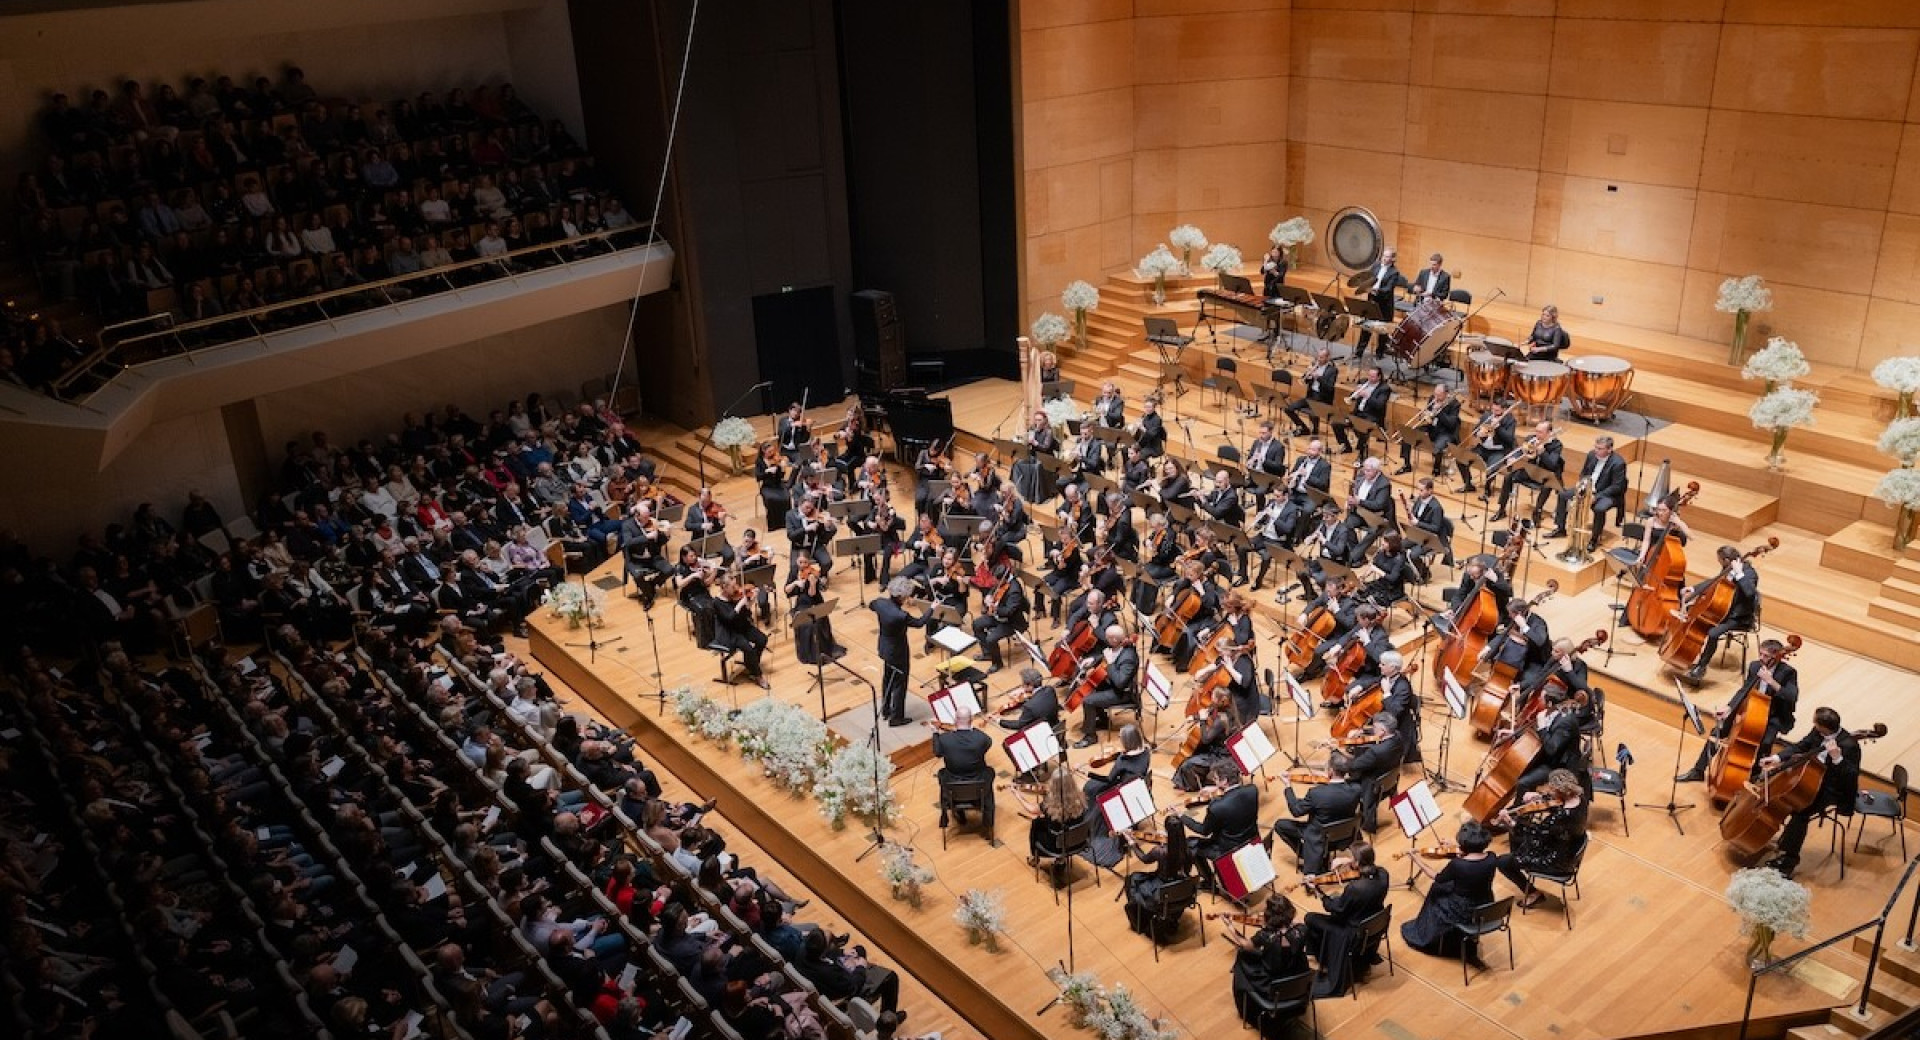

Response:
(529, 403), (1919, 1040)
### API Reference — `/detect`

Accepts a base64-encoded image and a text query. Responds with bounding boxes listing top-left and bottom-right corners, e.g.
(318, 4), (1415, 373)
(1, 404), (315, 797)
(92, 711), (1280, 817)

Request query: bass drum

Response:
(1568, 356), (1635, 422)
(1389, 298), (1461, 368)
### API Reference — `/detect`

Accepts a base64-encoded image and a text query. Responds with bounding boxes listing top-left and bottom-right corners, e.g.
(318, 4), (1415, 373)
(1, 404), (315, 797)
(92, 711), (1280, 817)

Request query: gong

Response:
(1326, 206), (1384, 273)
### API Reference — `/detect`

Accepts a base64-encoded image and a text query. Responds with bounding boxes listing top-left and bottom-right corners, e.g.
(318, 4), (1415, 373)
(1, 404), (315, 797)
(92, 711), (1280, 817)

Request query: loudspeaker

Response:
(851, 289), (906, 391)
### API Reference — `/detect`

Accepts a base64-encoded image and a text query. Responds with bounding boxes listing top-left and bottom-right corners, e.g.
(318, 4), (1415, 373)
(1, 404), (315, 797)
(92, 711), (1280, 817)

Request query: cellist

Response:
(1173, 686), (1238, 792)
(1678, 544), (1762, 683)
(1378, 651), (1421, 766)
(1758, 707), (1861, 880)
(1292, 576), (1360, 681)
(1480, 595), (1552, 689)
(1320, 603), (1390, 708)
(1675, 638), (1799, 784)
(1074, 625), (1141, 748)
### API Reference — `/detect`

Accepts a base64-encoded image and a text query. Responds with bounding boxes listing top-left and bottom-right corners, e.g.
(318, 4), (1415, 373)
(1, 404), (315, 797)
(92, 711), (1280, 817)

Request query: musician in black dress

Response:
(1679, 544), (1762, 683)
(672, 546), (718, 648)
(1401, 820), (1499, 969)
(896, 514), (942, 590)
(1396, 384), (1461, 477)
(1334, 367), (1391, 459)
(1081, 723), (1152, 868)
(1522, 304), (1570, 361)
(1120, 444), (1154, 494)
(1455, 399), (1517, 496)
(1320, 603), (1390, 698)
(1378, 651), (1421, 765)
(1074, 625), (1140, 747)
(1677, 638), (1799, 784)
(1303, 843), (1391, 996)
(1123, 815), (1196, 940)
(785, 558), (845, 665)
(1493, 420), (1564, 525)
(1623, 500), (1691, 572)
(1135, 395), (1169, 458)
(1293, 579), (1359, 680)
(755, 441), (791, 528)
(1229, 896), (1311, 1031)
(1018, 766), (1087, 887)
(1493, 769), (1588, 910)
(1260, 245), (1289, 298)
(1165, 559), (1225, 669)
(1101, 490), (1140, 562)
(1360, 533), (1410, 611)
(1354, 248), (1408, 357)
(1548, 435), (1628, 552)
(1012, 410), (1058, 503)
(1761, 707), (1863, 880)
(1271, 759), (1362, 874)
(1286, 348), (1339, 438)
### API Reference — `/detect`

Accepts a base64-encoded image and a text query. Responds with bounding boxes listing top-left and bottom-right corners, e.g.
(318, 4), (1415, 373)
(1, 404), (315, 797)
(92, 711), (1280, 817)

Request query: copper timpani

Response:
(1567, 355), (1635, 422)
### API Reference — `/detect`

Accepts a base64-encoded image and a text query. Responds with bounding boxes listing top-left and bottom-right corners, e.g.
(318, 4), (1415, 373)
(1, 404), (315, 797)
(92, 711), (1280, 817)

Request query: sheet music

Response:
(1391, 779), (1443, 841)
(1217, 841), (1278, 901)
(1285, 670), (1314, 717)
(1228, 723), (1277, 774)
(929, 683), (980, 725)
(1144, 662), (1173, 710)
(932, 626), (978, 654)
(1442, 667), (1470, 719)
(1675, 680), (1704, 735)
(1016, 633), (1049, 667)
(1098, 777), (1156, 832)
(1004, 721), (1062, 774)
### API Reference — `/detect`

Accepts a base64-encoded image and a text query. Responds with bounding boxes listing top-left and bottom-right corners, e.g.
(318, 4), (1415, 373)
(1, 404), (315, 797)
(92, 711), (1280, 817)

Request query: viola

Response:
(1624, 481), (1701, 638)
(1706, 634), (1803, 806)
(1393, 841), (1463, 860)
(1265, 766), (1337, 787)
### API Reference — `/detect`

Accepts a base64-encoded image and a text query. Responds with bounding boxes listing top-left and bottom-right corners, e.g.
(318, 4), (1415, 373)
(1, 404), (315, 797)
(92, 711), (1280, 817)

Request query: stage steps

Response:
(1624, 467), (1779, 540)
(1779, 935), (1920, 1040)
(1634, 425), (1885, 536)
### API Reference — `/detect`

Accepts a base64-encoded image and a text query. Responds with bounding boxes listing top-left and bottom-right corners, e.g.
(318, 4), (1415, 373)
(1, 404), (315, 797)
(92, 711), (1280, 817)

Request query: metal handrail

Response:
(1738, 854), (1920, 1040)
(52, 221), (657, 398)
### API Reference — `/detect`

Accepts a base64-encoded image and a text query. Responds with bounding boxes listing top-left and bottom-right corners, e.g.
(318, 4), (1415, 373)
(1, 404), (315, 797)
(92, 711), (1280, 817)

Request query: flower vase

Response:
(1729, 309), (1751, 366)
(1767, 428), (1790, 471)
(984, 933), (1001, 954)
(1897, 505), (1916, 552)
(725, 444), (744, 475)
(1152, 274), (1167, 307)
(966, 927), (984, 946)
(566, 614), (583, 630)
(1074, 309), (1088, 352)
(1179, 249), (1193, 275)
(1901, 391), (1915, 421)
(1747, 924), (1776, 969)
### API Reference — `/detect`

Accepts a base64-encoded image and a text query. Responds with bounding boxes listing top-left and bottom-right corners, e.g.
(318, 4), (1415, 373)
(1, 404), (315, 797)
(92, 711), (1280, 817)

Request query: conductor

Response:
(872, 577), (931, 727)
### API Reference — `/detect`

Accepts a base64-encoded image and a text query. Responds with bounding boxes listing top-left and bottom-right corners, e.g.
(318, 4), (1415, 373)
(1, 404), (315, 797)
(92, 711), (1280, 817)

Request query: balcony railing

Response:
(51, 222), (659, 402)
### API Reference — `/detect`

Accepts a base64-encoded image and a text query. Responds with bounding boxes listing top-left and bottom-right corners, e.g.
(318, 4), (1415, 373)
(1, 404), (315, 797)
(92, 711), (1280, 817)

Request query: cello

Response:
(1658, 536), (1779, 672)
(1436, 524), (1528, 689)
(1331, 653), (1420, 739)
(1706, 634), (1803, 806)
(1047, 619), (1099, 680)
(1462, 723), (1543, 823)
(1624, 482), (1702, 639)
(1467, 580), (1559, 740)
(1152, 571), (1206, 652)
(1720, 723), (1886, 857)
(1283, 576), (1353, 678)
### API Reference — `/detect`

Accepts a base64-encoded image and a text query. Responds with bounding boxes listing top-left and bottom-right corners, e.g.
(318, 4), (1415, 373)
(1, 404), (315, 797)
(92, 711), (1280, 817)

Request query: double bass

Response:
(1467, 580), (1558, 740)
(1706, 634), (1803, 806)
(1657, 537), (1779, 672)
(1720, 723), (1887, 857)
(1624, 481), (1702, 638)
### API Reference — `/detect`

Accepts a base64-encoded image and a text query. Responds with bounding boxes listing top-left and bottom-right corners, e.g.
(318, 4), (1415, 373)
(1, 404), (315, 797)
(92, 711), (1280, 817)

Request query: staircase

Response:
(1782, 933), (1920, 1039)
(1871, 548), (1920, 636)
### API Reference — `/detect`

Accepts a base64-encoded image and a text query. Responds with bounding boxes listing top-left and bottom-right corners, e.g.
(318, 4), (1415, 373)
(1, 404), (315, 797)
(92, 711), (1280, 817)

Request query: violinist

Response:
(932, 709), (996, 843)
(1271, 758), (1362, 874)
(1548, 435), (1628, 552)
(1181, 760), (1262, 893)
(1294, 503), (1359, 603)
(1395, 383), (1461, 478)
(1492, 420), (1564, 525)
(912, 440), (950, 516)
(992, 482), (1030, 556)
(1100, 490), (1140, 562)
(1503, 686), (1585, 794)
(1493, 769), (1588, 910)
(712, 576), (770, 690)
(1074, 625), (1140, 747)
(737, 529), (775, 623)
(1676, 638), (1799, 784)
(1174, 687), (1239, 792)
(925, 547), (970, 618)
(777, 401), (813, 464)
(686, 486), (734, 565)
(1400, 820), (1498, 970)
(1012, 409), (1058, 503)
(997, 667), (1063, 736)
(786, 554), (846, 665)
(1759, 707), (1862, 879)
(970, 561), (1028, 674)
(856, 490), (905, 585)
(1404, 476), (1455, 577)
(1332, 714), (1403, 826)
(1678, 544), (1761, 684)
(672, 545), (718, 648)
(1137, 514), (1181, 613)
(1015, 765), (1087, 886)
(1377, 651), (1421, 765)
(1082, 723), (1151, 802)
(1135, 395), (1169, 458)
(1522, 304), (1570, 362)
(1228, 897), (1311, 1029)
(854, 456), (889, 500)
(1286, 347), (1339, 438)
(1455, 399), (1517, 496)
(1481, 595), (1551, 688)
(1302, 844), (1391, 996)
(1333, 366), (1391, 459)
(832, 412), (873, 473)
(1123, 815), (1196, 939)
(1243, 421), (1289, 491)
(1039, 501), (1087, 624)
(1274, 440), (1333, 548)
(784, 497), (836, 575)
(967, 451), (1003, 514)
(1095, 380), (1126, 430)
(756, 442), (792, 528)
(1154, 457), (1195, 510)
(620, 507), (672, 605)
(896, 514), (942, 589)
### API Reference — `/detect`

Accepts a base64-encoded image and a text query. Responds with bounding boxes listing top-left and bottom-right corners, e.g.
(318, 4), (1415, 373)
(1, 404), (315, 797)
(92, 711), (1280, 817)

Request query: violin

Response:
(1207, 911), (1264, 927)
(1393, 841), (1463, 860)
(1283, 865), (1366, 892)
(1086, 745), (1126, 770)
(1265, 766), (1337, 787)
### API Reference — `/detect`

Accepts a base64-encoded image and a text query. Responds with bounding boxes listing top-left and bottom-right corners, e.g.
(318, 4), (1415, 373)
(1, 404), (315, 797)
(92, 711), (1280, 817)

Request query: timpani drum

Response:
(1466, 350), (1509, 403)
(1512, 360), (1571, 415)
(1568, 355), (1635, 422)
(1483, 335), (1515, 356)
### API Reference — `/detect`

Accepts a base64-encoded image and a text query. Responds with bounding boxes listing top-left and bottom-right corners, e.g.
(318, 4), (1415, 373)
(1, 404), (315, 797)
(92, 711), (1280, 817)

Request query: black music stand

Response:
(740, 563), (780, 633)
(793, 599), (840, 719)
(940, 514), (985, 542)
(828, 498), (873, 524)
(1043, 379), (1077, 400)
(1637, 680), (1703, 834)
(834, 534), (883, 609)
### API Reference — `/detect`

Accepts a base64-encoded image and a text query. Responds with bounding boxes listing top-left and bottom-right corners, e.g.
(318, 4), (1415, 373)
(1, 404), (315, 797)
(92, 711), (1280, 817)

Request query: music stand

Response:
(924, 478), (952, 504)
(835, 534), (883, 608)
(1637, 679), (1704, 834)
(828, 498), (873, 523)
(740, 563), (780, 633)
(688, 533), (730, 562)
(793, 599), (840, 719)
(1043, 379), (1077, 400)
(939, 514), (984, 542)
(1599, 550), (1640, 663)
(1261, 543), (1305, 597)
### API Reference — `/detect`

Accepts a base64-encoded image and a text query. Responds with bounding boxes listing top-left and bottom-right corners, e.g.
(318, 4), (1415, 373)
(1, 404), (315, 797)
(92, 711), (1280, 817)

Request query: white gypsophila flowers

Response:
(1200, 243), (1243, 273)
(1269, 216), (1314, 248)
(1749, 387), (1818, 431)
(1030, 312), (1070, 346)
(1716, 274), (1773, 314)
(953, 887), (1007, 934)
(1873, 356), (1920, 393)
(711, 415), (757, 448)
(1062, 279), (1100, 313)
(1740, 337), (1810, 385)
(1879, 418), (1920, 462)
(1136, 245), (1182, 278)
(1167, 224), (1207, 253)
(1875, 467), (1920, 508)
(1726, 867), (1812, 938)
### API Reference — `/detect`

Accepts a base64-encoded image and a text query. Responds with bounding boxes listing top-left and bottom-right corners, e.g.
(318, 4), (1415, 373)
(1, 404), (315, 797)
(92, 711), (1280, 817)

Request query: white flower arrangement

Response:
(1873, 356), (1920, 394)
(1875, 467), (1920, 509)
(1087, 983), (1180, 1040)
(673, 687), (736, 744)
(1031, 312), (1070, 347)
(1044, 398), (1081, 429)
(878, 844), (934, 908)
(541, 582), (604, 624)
(1061, 280), (1101, 314)
(1726, 867), (1811, 939)
(729, 697), (833, 791)
(1269, 216), (1315, 250)
(1200, 242), (1242, 275)
(1880, 418), (1920, 463)
(1167, 224), (1207, 259)
(711, 416), (757, 449)
(1749, 387), (1818, 432)
(815, 742), (897, 828)
(1046, 966), (1106, 1020)
(1136, 245), (1182, 279)
(1716, 275), (1773, 315)
(953, 888), (1007, 950)
(1741, 337), (1810, 387)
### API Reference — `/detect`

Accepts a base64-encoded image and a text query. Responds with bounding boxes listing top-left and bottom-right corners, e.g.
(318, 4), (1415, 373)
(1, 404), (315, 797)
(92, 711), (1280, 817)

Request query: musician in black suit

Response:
(1062, 588), (1119, 645)
(1074, 625), (1140, 746)
(999, 668), (1064, 736)
(1243, 421), (1288, 489)
(1403, 477), (1455, 576)
(1677, 638), (1800, 783)
(777, 402), (814, 463)
(620, 514), (672, 603)
(1456, 399), (1517, 496)
(1344, 457), (1394, 536)
(1303, 843), (1391, 996)
(1182, 761), (1263, 890)
(1443, 557), (1513, 617)
(1762, 707), (1863, 879)
(1135, 397), (1168, 457)
(1508, 687), (1586, 794)
(971, 565), (1029, 673)
(1272, 761), (1363, 874)
(1333, 714), (1404, 830)
(1679, 544), (1763, 683)
(1522, 304), (1571, 362)
(1286, 348), (1339, 437)
(1334, 366), (1391, 459)
(1296, 504), (1358, 602)
(1396, 384), (1462, 477)
(1095, 381), (1126, 429)
(1482, 595), (1551, 688)
(873, 578), (932, 725)
(1409, 253), (1451, 303)
(712, 579), (770, 689)
(1320, 604), (1391, 699)
(1494, 420), (1565, 525)
(933, 710), (998, 841)
(1275, 440), (1334, 546)
(1379, 651), (1422, 764)
(1549, 435), (1628, 551)
(785, 497), (837, 574)
(1071, 432), (1107, 488)
(1354, 249), (1409, 357)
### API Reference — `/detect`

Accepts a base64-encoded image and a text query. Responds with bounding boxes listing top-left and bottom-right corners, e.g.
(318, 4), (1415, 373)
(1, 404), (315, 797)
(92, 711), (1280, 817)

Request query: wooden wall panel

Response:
(1134, 143), (1289, 215)
(1397, 225), (1533, 302)
(1525, 246), (1684, 331)
(1415, 0), (1555, 16)
(1543, 175), (1696, 266)
(1860, 297), (1920, 369)
(1407, 13), (1554, 94)
(1548, 20), (1721, 106)
(1134, 77), (1291, 150)
(1288, 77), (1408, 148)
(1538, 98), (1708, 188)
(1724, 0), (1920, 30)
(1403, 86), (1545, 169)
(1688, 193), (1886, 295)
(1287, 142), (1406, 219)
(1022, 88), (1136, 170)
(1553, 0), (1724, 19)
(1021, 20), (1137, 101)
(1872, 212), (1920, 306)
(1135, 10), (1292, 84)
(1019, 0), (1133, 32)
(1711, 26), (1918, 121)
(1289, 9), (1412, 83)
(1399, 157), (1538, 241)
(1698, 111), (1902, 210)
